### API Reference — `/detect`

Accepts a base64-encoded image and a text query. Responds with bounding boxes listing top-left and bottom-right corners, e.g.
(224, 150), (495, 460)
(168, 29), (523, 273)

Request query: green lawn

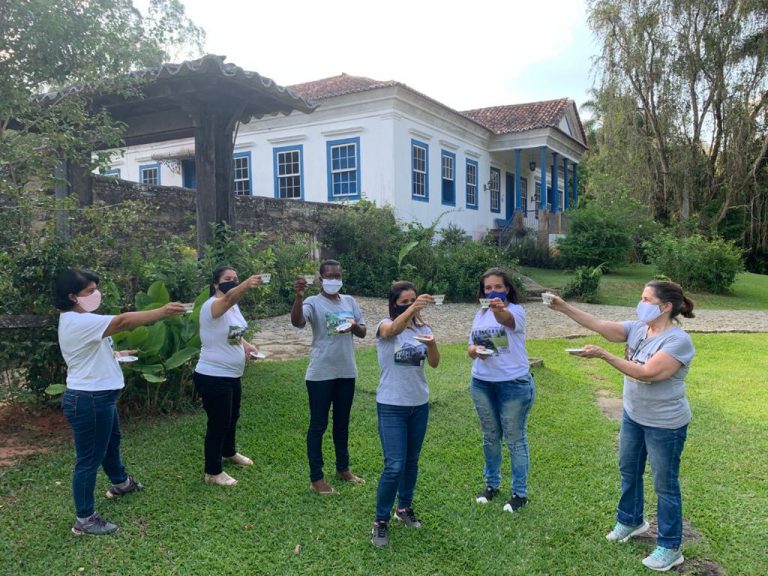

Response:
(1, 335), (766, 575)
(520, 264), (768, 309)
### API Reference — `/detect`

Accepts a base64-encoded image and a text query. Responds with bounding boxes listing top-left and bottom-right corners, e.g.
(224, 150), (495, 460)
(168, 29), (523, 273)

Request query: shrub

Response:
(562, 264), (604, 302)
(557, 204), (633, 270)
(503, 231), (559, 268)
(645, 233), (744, 293)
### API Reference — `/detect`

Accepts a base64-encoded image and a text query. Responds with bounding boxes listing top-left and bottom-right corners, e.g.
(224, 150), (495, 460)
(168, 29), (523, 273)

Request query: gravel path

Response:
(252, 297), (768, 360)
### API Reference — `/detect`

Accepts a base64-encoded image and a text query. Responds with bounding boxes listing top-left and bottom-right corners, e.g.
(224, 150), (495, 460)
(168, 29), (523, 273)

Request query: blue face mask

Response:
(636, 301), (663, 323)
(485, 290), (507, 301)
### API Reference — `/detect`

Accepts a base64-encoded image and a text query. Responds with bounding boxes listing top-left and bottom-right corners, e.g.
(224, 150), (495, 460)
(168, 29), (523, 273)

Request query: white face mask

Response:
(636, 301), (663, 324)
(322, 278), (343, 295)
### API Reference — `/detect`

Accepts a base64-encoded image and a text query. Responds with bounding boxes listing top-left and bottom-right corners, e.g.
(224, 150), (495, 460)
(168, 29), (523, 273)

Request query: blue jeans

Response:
(306, 378), (356, 482)
(470, 374), (535, 497)
(61, 388), (128, 518)
(617, 411), (688, 549)
(375, 402), (429, 522)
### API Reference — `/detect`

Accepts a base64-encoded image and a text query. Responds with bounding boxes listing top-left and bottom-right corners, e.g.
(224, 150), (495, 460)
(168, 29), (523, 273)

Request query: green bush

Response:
(557, 204), (633, 270)
(645, 233), (744, 293)
(562, 265), (604, 302)
(503, 231), (559, 268)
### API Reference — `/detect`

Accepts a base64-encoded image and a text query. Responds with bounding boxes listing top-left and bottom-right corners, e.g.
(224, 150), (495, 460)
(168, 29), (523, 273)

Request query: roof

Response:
(288, 74), (585, 146)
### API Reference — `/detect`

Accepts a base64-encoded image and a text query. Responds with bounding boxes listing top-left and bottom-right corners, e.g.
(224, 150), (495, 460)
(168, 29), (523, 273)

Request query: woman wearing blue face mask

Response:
(193, 266), (263, 486)
(467, 267), (535, 515)
(546, 280), (695, 572)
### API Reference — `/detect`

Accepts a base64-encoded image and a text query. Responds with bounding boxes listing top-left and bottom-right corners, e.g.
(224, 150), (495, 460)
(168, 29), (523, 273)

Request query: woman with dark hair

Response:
(547, 280), (695, 572)
(468, 267), (535, 515)
(55, 268), (185, 536)
(193, 266), (263, 486)
(370, 281), (440, 548)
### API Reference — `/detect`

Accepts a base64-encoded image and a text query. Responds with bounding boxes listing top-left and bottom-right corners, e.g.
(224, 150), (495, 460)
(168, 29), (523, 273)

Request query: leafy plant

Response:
(557, 204), (633, 270)
(562, 264), (604, 302)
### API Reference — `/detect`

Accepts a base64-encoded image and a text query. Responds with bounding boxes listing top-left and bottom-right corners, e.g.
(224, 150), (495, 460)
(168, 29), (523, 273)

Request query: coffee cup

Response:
(542, 292), (556, 305)
(258, 273), (271, 284)
(181, 303), (194, 313)
(479, 298), (492, 309)
(301, 274), (315, 285)
(432, 294), (445, 306)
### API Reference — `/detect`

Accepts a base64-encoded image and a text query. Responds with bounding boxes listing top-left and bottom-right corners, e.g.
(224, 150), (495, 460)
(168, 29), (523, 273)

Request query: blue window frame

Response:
(326, 137), (360, 200)
(139, 163), (160, 185)
(441, 150), (456, 206)
(490, 167), (501, 213)
(233, 151), (252, 196)
(411, 139), (429, 202)
(465, 159), (478, 209)
(100, 168), (120, 178)
(273, 145), (303, 200)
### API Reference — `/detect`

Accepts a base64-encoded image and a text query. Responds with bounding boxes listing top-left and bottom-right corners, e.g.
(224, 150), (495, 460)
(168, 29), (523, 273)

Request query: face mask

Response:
(636, 301), (664, 323)
(394, 303), (411, 317)
(77, 290), (102, 312)
(485, 290), (507, 301)
(218, 280), (239, 294)
(322, 278), (343, 295)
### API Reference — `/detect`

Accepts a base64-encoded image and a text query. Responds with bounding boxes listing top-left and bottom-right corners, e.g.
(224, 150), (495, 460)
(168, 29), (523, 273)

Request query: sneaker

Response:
(71, 512), (118, 536)
(502, 493), (528, 513)
(476, 486), (500, 504)
(370, 520), (389, 547)
(223, 453), (253, 466)
(394, 507), (422, 528)
(105, 475), (144, 498)
(605, 520), (650, 542)
(641, 545), (684, 571)
(204, 471), (238, 486)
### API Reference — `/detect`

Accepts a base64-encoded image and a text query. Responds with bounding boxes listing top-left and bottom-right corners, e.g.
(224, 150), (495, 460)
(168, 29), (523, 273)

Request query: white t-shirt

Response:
(468, 303), (529, 382)
(58, 311), (124, 391)
(194, 297), (248, 378)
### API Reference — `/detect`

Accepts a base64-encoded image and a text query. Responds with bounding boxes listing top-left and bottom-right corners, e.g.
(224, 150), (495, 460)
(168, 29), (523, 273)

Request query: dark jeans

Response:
(306, 377), (355, 482)
(193, 372), (242, 475)
(62, 388), (128, 518)
(375, 402), (429, 522)
(618, 411), (688, 549)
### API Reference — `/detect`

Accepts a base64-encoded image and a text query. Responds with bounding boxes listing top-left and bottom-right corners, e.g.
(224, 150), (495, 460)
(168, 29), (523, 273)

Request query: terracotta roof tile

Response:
(288, 74), (400, 102)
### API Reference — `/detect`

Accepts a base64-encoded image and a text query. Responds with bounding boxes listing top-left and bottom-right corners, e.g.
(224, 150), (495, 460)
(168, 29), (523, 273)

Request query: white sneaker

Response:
(204, 471), (238, 486)
(605, 520), (650, 542)
(641, 546), (684, 571)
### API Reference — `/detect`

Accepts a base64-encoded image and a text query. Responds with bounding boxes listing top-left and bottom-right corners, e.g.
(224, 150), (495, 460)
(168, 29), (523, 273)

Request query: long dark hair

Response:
(477, 267), (521, 304)
(646, 280), (695, 321)
(209, 266), (235, 296)
(53, 269), (100, 311)
(388, 280), (425, 327)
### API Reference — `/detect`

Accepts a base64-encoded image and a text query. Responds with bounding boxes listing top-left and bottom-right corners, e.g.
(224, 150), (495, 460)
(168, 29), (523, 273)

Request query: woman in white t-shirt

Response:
(468, 267), (535, 515)
(370, 281), (440, 548)
(55, 268), (185, 536)
(193, 266), (263, 486)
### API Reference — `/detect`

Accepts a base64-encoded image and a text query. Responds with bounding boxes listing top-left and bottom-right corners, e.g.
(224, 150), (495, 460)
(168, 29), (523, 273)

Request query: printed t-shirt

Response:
(468, 303), (529, 382)
(302, 294), (364, 381)
(376, 319), (432, 406)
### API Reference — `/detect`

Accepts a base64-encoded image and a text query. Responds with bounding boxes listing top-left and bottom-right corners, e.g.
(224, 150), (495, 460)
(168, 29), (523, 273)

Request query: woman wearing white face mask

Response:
(291, 260), (367, 494)
(54, 268), (185, 536)
(547, 281), (695, 572)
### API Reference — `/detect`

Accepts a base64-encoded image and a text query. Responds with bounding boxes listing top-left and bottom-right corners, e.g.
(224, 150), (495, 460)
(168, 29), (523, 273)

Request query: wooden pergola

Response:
(36, 54), (315, 254)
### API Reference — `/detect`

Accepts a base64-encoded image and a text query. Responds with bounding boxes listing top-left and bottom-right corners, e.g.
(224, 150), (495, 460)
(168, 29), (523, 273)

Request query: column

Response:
(514, 149), (522, 212)
(573, 162), (579, 208)
(539, 146), (547, 210)
(551, 151), (559, 212)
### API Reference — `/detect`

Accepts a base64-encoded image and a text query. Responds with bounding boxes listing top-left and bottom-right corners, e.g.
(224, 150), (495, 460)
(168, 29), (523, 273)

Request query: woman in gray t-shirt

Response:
(547, 280), (695, 573)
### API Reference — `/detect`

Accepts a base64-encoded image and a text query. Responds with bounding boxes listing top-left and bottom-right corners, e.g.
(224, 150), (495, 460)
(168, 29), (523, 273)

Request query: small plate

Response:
(117, 355), (138, 363)
(250, 351), (267, 359)
(413, 335), (432, 343)
(476, 348), (494, 356)
(565, 348), (585, 355)
(335, 322), (352, 333)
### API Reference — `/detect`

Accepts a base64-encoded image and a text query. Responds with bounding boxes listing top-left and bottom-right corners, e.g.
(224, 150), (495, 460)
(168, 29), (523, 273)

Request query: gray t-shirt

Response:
(376, 319), (432, 406)
(302, 294), (365, 381)
(622, 321), (695, 429)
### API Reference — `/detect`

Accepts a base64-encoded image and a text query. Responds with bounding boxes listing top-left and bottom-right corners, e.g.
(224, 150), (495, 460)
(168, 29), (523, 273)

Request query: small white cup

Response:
(432, 294), (445, 306)
(479, 298), (492, 309)
(301, 274), (315, 285)
(542, 292), (556, 305)
(181, 303), (194, 313)
(258, 273), (271, 285)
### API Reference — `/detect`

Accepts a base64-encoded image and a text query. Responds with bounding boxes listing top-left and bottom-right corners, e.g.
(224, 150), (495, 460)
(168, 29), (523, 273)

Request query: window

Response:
(465, 159), (478, 209)
(273, 145), (303, 200)
(327, 137), (360, 200)
(490, 167), (501, 213)
(411, 139), (429, 201)
(233, 152), (252, 196)
(139, 163), (160, 185)
(441, 150), (456, 206)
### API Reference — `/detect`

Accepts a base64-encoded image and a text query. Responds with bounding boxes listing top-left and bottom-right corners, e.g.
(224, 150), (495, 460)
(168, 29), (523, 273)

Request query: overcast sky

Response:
(164, 0), (600, 113)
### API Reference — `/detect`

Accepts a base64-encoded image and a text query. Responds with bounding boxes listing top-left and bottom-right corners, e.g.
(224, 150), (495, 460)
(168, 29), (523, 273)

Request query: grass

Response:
(519, 264), (768, 309)
(1, 335), (766, 575)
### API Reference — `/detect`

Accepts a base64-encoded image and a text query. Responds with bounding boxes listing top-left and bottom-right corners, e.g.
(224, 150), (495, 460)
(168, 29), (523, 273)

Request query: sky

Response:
(163, 0), (600, 113)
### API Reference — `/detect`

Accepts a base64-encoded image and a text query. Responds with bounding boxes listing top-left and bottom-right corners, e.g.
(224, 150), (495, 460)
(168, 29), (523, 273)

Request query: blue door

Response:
(182, 159), (196, 189)
(505, 172), (515, 220)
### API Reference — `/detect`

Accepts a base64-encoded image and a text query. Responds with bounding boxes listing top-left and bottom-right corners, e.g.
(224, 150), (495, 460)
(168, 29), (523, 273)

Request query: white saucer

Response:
(565, 348), (585, 355)
(250, 351), (267, 359)
(413, 335), (432, 343)
(335, 322), (352, 332)
(476, 349), (494, 356)
(117, 355), (139, 363)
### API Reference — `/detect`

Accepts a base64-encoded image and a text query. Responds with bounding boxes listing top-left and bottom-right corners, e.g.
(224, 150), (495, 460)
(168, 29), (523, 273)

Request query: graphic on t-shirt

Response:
(325, 311), (354, 336)
(471, 327), (509, 355)
(227, 325), (246, 345)
(394, 342), (427, 366)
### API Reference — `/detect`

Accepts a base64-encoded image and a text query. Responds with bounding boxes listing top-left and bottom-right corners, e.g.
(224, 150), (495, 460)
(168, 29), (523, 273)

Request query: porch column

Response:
(562, 157), (570, 210)
(573, 162), (579, 208)
(551, 151), (559, 212)
(514, 149), (522, 212)
(539, 146), (547, 210)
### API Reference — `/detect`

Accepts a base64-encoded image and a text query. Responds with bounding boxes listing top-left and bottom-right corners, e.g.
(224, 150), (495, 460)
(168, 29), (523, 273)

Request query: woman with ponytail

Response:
(547, 280), (696, 572)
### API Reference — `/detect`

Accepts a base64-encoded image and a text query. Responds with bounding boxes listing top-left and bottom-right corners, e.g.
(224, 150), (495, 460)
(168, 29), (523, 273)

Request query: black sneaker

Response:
(371, 520), (389, 547)
(503, 493), (528, 513)
(71, 512), (118, 536)
(106, 475), (144, 498)
(394, 507), (422, 528)
(476, 486), (500, 504)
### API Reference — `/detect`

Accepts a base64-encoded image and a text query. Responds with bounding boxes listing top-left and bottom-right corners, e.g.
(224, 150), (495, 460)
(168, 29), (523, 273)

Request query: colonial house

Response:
(101, 73), (587, 242)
